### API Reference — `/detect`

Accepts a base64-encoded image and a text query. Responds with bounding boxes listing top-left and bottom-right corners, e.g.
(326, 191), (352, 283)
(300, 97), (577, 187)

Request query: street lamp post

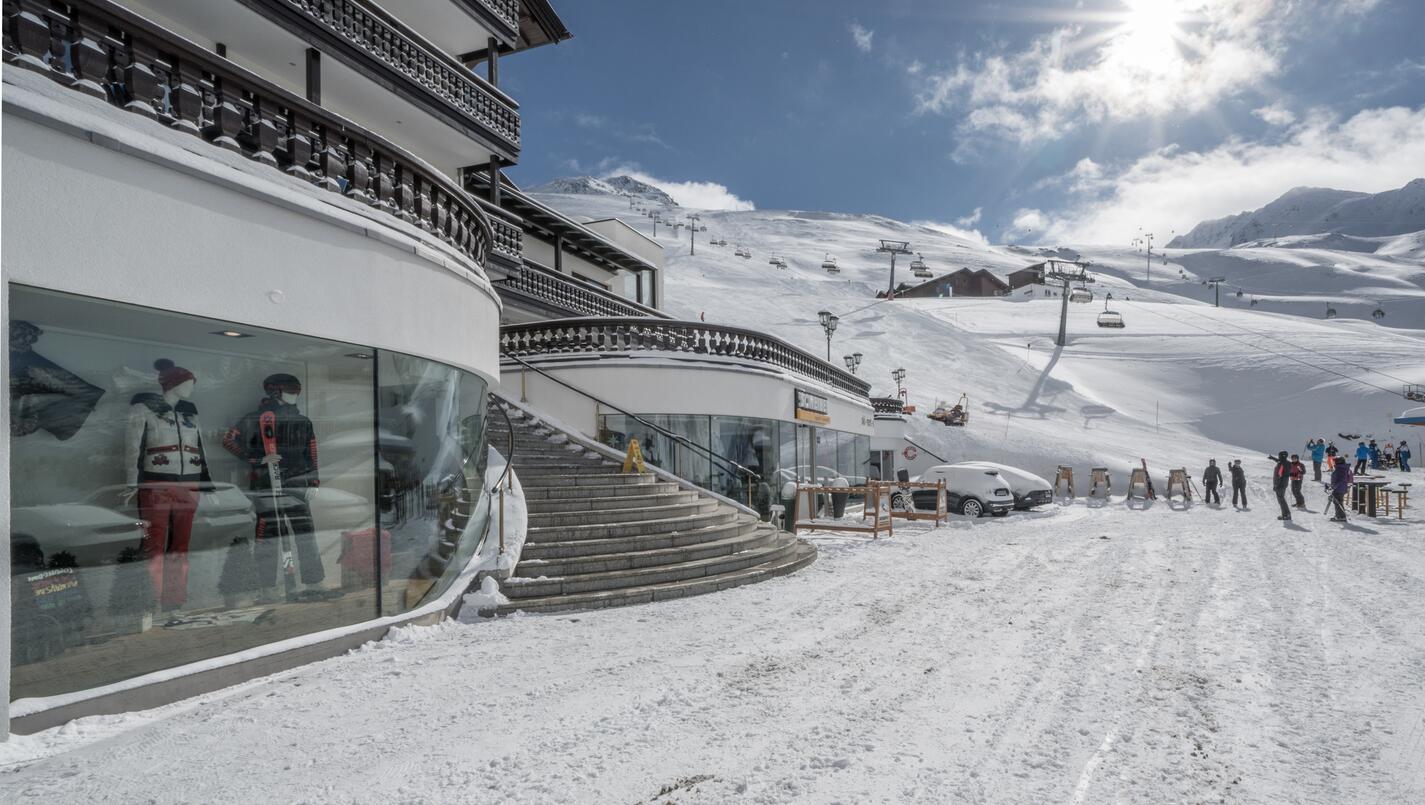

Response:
(877, 239), (912, 298)
(892, 367), (907, 400)
(843, 352), (863, 375)
(817, 310), (840, 361)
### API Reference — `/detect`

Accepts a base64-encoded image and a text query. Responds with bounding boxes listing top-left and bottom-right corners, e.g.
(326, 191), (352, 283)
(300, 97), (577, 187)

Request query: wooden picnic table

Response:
(1352, 476), (1392, 517)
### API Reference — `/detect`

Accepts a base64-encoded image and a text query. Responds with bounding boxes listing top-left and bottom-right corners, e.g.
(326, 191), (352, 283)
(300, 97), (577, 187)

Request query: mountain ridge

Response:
(1169, 179), (1425, 248)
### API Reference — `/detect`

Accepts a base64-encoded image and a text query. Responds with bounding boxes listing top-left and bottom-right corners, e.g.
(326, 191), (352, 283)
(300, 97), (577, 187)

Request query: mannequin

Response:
(223, 373), (325, 602)
(125, 359), (210, 610)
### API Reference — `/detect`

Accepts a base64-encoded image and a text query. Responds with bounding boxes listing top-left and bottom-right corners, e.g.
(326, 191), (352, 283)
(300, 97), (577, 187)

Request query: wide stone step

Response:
(520, 517), (759, 560)
(525, 508), (736, 542)
(527, 499), (718, 527)
(520, 481), (680, 501)
(516, 526), (780, 577)
(514, 471), (655, 487)
(487, 541), (818, 615)
(526, 490), (699, 513)
(504, 535), (800, 599)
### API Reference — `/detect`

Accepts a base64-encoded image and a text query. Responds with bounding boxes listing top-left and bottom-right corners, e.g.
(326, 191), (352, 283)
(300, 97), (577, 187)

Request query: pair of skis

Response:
(260, 411), (299, 599)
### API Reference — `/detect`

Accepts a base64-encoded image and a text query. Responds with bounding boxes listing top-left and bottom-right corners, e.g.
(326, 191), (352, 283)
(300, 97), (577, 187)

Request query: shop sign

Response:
(794, 389), (830, 425)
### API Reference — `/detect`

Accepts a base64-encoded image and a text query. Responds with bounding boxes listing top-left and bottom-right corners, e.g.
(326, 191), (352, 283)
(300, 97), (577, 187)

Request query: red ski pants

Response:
(138, 484), (199, 609)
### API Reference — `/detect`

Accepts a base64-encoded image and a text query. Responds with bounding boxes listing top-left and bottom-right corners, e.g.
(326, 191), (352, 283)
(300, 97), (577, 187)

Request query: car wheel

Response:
(960, 498), (984, 517)
(991, 509), (1009, 517)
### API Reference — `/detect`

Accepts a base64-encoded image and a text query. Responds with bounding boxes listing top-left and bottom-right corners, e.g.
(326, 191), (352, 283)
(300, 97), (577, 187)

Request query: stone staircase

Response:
(483, 400), (816, 614)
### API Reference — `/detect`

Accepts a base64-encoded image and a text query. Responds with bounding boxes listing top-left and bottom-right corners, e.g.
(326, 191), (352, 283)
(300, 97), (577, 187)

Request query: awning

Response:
(1394, 406), (1425, 426)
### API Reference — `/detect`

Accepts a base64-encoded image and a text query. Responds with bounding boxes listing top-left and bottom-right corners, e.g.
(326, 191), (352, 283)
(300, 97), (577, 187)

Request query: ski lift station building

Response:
(896, 268), (1012, 298)
(0, 0), (862, 736)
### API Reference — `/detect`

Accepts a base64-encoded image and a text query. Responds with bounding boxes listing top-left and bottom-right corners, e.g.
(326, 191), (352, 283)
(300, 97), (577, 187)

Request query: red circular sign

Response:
(903, 445), (918, 461)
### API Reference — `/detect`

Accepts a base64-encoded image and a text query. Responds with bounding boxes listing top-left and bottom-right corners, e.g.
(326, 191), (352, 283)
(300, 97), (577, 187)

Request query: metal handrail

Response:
(904, 436), (947, 463)
(503, 352), (763, 487)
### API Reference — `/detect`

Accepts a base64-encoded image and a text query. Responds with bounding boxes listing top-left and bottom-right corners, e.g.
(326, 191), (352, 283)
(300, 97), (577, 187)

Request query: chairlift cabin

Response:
(910, 253), (932, 278)
(1372, 304), (1386, 320)
(1250, 297), (1259, 307)
(1097, 310), (1125, 328)
(1325, 306), (1337, 319)
(735, 246), (751, 259)
(822, 255), (839, 273)
(1069, 288), (1094, 304)
(1236, 290), (1243, 298)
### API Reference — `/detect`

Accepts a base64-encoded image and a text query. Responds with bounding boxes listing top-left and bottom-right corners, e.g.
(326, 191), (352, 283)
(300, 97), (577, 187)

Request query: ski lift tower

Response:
(1044, 259), (1096, 347)
(1131, 231), (1157, 284)
(687, 213), (702, 255)
(651, 211), (663, 237)
(877, 239), (912, 298)
(1207, 276), (1227, 307)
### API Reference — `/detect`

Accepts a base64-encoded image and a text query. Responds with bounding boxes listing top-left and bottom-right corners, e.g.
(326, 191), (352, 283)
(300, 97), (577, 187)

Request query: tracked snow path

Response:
(3, 503), (1424, 803)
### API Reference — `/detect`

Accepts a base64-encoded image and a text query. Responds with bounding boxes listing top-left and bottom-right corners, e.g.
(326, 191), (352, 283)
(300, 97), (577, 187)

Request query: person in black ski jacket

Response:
(1329, 460), (1353, 521)
(1202, 459), (1223, 504)
(1289, 454), (1307, 510)
(1270, 451), (1292, 521)
(1229, 460), (1248, 508)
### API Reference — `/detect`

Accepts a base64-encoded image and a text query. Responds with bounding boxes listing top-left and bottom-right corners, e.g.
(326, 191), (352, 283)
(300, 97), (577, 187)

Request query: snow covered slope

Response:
(1169, 179), (1425, 248)
(526, 174), (677, 207)
(530, 189), (1425, 484)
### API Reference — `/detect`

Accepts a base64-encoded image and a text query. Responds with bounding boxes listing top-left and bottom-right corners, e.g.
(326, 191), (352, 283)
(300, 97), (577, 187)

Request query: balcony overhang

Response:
(459, 0), (572, 62)
(238, 0), (520, 162)
(467, 172), (660, 279)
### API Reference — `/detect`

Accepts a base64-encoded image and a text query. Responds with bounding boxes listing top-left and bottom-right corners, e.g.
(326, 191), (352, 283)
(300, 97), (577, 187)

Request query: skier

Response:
(1202, 459), (1223, 505)
(1289, 454), (1306, 510)
(1270, 451), (1292, 521)
(1354, 441), (1370, 474)
(1230, 459), (1248, 509)
(1307, 438), (1326, 481)
(1369, 440), (1381, 470)
(1329, 459), (1353, 522)
(1400, 442), (1413, 473)
(1325, 441), (1339, 473)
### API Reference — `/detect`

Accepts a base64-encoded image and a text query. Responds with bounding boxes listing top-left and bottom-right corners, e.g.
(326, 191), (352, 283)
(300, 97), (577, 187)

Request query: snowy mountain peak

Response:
(1169, 179), (1425, 248)
(529, 175), (678, 207)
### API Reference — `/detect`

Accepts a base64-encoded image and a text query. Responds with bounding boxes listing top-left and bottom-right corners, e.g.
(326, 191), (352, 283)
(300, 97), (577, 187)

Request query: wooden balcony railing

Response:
(457, 0), (520, 44)
(251, 0), (520, 155)
(495, 267), (666, 319)
(4, 0), (494, 271)
(871, 397), (906, 415)
(500, 318), (873, 399)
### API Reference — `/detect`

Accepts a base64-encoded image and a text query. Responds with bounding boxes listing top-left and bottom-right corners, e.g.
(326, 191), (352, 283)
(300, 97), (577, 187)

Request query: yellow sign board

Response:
(622, 438), (647, 473)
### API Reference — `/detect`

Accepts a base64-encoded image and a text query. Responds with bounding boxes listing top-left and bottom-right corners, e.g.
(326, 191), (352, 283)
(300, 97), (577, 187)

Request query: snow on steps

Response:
(480, 399), (815, 615)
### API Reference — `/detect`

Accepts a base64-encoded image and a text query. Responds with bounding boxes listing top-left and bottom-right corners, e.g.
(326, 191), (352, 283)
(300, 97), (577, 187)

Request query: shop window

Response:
(8, 286), (489, 703)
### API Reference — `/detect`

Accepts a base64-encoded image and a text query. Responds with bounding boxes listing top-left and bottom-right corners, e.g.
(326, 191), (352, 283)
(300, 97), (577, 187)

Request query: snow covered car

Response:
(952, 462), (1053, 510)
(909, 465), (1015, 517)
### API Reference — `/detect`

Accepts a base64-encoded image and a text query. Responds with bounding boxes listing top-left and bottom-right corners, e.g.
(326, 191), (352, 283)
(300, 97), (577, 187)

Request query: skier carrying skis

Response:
(1202, 459), (1223, 505)
(1270, 451), (1292, 521)
(1289, 454), (1306, 510)
(1307, 438), (1326, 482)
(1329, 459), (1353, 521)
(1229, 459), (1248, 509)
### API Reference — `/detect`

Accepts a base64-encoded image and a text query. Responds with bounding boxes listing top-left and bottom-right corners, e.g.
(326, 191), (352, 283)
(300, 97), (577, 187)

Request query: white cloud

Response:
(906, 59), (924, 76)
(912, 219), (989, 246)
(956, 207), (983, 227)
(1252, 102), (1296, 126)
(607, 168), (755, 211)
(915, 1), (1286, 143)
(1005, 209), (1052, 241)
(1028, 105), (1425, 244)
(850, 22), (874, 53)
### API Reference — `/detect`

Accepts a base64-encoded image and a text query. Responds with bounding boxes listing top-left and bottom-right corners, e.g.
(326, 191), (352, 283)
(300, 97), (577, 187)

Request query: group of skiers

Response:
(1197, 436), (1413, 523)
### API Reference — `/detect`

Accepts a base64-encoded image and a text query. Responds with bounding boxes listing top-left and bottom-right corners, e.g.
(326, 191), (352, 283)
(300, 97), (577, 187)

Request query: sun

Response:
(1112, 0), (1189, 73)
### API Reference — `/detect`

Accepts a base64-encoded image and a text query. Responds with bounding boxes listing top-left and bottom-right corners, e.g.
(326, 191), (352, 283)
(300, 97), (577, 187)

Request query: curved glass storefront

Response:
(8, 286), (490, 702)
(599, 413), (870, 520)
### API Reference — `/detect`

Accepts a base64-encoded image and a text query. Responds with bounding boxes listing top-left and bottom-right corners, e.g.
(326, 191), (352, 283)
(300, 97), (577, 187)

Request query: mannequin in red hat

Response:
(124, 358), (210, 611)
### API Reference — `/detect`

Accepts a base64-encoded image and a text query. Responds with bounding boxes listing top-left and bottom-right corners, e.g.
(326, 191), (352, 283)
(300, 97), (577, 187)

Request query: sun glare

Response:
(1113, 0), (1188, 73)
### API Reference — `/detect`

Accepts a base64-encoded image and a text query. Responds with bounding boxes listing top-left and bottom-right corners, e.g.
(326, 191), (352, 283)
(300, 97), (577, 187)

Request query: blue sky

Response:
(500, 0), (1425, 244)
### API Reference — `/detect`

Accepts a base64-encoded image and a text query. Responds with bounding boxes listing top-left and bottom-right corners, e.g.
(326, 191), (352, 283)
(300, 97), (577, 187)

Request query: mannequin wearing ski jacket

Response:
(222, 397), (319, 490)
(126, 393), (212, 485)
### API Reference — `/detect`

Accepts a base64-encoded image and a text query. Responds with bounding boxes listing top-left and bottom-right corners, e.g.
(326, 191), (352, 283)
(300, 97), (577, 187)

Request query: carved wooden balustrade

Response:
(3, 0), (494, 271)
(501, 319), (873, 398)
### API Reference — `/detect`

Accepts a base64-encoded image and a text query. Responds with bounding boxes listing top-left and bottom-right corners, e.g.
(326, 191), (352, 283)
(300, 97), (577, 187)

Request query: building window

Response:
(9, 286), (490, 702)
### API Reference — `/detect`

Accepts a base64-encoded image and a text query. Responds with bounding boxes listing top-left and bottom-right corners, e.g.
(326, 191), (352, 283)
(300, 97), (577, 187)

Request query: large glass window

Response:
(8, 287), (489, 703)
(710, 415), (780, 517)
